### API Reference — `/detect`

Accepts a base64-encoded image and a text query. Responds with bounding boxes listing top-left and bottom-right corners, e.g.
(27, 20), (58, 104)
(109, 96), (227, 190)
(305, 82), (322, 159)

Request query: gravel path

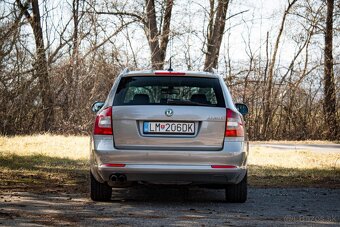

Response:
(251, 143), (340, 152)
(1, 187), (339, 226)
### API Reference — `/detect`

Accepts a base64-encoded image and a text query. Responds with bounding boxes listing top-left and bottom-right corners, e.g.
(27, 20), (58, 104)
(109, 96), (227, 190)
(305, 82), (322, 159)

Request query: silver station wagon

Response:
(90, 68), (249, 202)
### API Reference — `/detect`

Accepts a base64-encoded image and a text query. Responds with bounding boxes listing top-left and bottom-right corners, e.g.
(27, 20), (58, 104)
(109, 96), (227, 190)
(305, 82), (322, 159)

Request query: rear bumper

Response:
(95, 164), (246, 185)
(90, 135), (248, 185)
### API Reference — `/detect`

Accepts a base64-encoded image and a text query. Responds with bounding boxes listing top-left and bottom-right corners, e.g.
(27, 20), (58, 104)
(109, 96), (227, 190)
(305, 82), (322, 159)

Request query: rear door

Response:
(111, 76), (226, 151)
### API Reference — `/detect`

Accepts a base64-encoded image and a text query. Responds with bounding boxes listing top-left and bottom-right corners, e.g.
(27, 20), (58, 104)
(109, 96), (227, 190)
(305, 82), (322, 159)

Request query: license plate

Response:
(143, 122), (195, 134)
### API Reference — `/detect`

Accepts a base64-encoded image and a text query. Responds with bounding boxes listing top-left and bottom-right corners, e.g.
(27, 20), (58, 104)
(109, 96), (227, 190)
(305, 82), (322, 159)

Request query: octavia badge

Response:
(165, 108), (173, 117)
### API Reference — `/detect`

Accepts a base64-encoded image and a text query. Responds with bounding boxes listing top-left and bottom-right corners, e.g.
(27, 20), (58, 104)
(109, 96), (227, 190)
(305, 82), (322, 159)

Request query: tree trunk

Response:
(145, 0), (162, 69)
(159, 0), (173, 64)
(31, 0), (54, 131)
(204, 0), (229, 72)
(145, 0), (173, 70)
(17, 0), (54, 131)
(64, 0), (80, 120)
(324, 0), (338, 139)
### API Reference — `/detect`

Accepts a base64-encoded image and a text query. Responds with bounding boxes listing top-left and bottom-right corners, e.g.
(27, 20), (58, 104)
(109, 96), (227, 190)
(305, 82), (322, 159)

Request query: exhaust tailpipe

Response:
(110, 174), (126, 183)
(110, 174), (118, 182)
(118, 174), (127, 183)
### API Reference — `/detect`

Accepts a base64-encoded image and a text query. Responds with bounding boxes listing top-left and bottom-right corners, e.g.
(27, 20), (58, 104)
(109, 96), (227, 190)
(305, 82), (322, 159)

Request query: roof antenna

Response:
(167, 32), (174, 72)
(168, 56), (173, 71)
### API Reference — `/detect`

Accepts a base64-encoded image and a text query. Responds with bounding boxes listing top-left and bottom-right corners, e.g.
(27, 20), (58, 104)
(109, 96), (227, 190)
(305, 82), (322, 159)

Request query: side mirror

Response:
(91, 101), (104, 113)
(235, 103), (249, 115)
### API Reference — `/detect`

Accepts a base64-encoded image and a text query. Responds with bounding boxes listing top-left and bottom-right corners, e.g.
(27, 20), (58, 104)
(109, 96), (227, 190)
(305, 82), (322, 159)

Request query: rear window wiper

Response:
(166, 99), (211, 106)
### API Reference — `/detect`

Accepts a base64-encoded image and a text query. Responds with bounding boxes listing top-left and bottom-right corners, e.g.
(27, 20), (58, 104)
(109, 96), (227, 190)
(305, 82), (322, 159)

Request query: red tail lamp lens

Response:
(93, 107), (113, 135)
(225, 108), (244, 137)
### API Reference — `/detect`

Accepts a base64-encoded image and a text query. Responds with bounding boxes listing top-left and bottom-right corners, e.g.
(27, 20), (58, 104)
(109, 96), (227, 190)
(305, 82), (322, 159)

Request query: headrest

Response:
(132, 94), (150, 104)
(190, 94), (208, 104)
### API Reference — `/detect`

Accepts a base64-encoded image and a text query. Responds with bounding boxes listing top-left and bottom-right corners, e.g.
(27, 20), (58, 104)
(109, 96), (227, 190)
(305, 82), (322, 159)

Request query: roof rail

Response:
(211, 68), (218, 74)
(121, 67), (129, 74)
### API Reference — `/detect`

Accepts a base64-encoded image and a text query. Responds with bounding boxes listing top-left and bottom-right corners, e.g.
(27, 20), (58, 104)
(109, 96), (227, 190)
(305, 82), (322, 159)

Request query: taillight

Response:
(93, 106), (113, 135)
(225, 108), (244, 137)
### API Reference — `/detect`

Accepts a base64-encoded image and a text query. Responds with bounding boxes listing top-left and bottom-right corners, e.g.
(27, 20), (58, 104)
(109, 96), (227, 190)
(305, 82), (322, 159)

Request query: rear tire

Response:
(90, 171), (112, 201)
(225, 173), (247, 203)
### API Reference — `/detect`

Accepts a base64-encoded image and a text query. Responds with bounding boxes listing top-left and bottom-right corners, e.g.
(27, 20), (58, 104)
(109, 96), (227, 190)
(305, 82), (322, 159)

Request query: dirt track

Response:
(1, 186), (339, 226)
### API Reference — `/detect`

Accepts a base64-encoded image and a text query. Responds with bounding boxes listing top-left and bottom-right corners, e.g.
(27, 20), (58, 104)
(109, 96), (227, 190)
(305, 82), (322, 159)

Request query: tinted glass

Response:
(113, 76), (225, 107)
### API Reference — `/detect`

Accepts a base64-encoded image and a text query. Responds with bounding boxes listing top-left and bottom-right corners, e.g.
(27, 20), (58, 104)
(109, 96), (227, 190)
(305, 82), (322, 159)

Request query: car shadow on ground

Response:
(111, 185), (227, 203)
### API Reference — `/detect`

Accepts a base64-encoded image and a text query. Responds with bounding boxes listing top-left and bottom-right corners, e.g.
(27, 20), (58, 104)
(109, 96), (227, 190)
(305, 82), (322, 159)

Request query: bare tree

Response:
(0, 0), (338, 139)
(324, 0), (338, 139)
(94, 0), (174, 69)
(262, 0), (297, 139)
(16, 0), (54, 131)
(204, 0), (230, 72)
(63, 0), (81, 120)
(144, 0), (174, 69)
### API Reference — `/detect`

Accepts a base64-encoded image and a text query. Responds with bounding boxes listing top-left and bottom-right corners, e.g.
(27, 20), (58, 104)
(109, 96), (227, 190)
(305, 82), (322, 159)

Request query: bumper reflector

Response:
(211, 165), (237, 169)
(102, 163), (126, 167)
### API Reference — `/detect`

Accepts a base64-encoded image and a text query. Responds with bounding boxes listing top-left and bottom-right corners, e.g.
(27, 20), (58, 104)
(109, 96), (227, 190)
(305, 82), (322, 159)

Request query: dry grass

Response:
(0, 134), (89, 159)
(248, 146), (340, 188)
(0, 134), (339, 194)
(249, 146), (340, 169)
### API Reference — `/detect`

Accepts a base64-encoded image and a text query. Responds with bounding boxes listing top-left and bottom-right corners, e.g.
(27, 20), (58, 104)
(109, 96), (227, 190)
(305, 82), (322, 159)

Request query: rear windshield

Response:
(113, 76), (225, 107)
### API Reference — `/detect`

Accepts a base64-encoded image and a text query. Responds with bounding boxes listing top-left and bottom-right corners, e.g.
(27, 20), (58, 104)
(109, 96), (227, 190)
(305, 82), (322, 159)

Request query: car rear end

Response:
(90, 70), (248, 202)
